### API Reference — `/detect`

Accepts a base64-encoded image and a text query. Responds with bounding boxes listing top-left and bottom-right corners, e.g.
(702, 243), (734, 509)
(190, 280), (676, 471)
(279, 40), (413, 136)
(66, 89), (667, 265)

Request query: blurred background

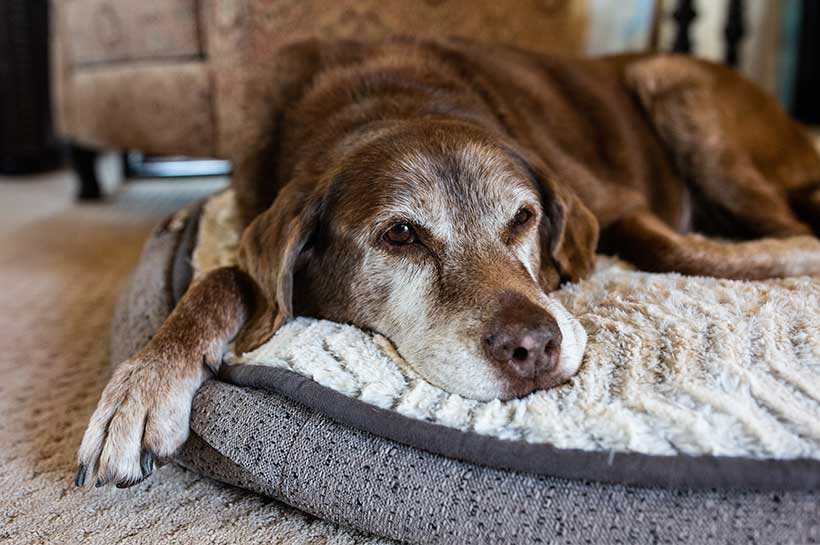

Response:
(1, 0), (817, 198)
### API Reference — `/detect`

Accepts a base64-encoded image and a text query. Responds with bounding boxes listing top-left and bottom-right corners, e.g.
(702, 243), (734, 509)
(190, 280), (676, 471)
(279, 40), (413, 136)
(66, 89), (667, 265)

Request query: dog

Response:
(76, 38), (820, 489)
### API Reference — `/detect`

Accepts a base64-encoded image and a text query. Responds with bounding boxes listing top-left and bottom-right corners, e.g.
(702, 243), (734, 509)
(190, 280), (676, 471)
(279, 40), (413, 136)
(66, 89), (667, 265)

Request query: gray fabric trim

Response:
(220, 363), (820, 492)
(110, 201), (204, 367)
(170, 205), (200, 303)
(110, 219), (180, 366)
(176, 380), (820, 545)
(111, 208), (820, 544)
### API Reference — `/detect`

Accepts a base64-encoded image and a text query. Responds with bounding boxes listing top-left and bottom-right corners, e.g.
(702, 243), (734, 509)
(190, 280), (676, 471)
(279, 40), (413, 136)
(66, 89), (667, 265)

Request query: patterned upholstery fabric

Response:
(51, 0), (587, 159)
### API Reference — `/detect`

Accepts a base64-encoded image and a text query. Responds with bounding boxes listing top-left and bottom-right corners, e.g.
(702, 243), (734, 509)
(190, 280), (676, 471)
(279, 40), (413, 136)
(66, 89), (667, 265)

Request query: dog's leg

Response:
(626, 56), (814, 239)
(604, 210), (820, 280)
(75, 266), (256, 488)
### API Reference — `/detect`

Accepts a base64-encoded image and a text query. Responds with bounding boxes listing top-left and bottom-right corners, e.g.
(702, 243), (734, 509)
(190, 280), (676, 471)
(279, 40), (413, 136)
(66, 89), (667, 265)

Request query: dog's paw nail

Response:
(140, 450), (155, 478)
(95, 478), (106, 488)
(75, 464), (87, 487)
(115, 478), (141, 489)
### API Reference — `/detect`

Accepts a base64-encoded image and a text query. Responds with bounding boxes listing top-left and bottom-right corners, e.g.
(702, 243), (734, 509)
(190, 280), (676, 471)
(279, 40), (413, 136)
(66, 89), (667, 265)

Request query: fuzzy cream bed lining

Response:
(193, 190), (820, 461)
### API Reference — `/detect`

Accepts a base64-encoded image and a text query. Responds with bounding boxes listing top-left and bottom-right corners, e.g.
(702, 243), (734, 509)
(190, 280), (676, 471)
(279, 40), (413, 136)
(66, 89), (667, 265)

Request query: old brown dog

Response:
(77, 38), (820, 488)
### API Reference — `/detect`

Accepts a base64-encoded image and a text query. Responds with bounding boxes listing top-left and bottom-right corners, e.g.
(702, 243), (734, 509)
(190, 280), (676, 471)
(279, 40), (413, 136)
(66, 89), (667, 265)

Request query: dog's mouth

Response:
(373, 295), (587, 401)
(499, 343), (569, 400)
(488, 294), (587, 400)
(536, 294), (587, 387)
(498, 295), (587, 400)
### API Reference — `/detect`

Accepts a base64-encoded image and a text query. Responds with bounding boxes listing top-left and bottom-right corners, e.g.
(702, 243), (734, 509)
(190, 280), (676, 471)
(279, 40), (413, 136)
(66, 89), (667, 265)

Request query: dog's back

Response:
(235, 37), (820, 238)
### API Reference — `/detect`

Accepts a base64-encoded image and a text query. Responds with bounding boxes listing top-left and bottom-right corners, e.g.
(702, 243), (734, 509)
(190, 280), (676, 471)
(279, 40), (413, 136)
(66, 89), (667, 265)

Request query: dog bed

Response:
(111, 193), (820, 545)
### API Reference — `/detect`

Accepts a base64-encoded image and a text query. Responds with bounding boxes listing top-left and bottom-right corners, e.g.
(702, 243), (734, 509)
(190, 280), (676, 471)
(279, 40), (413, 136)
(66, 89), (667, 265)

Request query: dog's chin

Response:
(402, 357), (512, 402)
(430, 367), (574, 402)
(409, 358), (573, 402)
(498, 369), (575, 401)
(383, 297), (587, 402)
(405, 345), (582, 400)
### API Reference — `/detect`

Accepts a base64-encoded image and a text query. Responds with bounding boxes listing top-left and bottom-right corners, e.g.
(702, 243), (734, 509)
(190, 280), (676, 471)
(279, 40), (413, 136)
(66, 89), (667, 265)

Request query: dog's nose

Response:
(483, 321), (561, 379)
(482, 293), (563, 386)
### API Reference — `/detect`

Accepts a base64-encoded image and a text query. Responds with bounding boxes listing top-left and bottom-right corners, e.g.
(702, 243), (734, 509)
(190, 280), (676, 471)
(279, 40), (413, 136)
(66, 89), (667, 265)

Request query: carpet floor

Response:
(0, 172), (390, 545)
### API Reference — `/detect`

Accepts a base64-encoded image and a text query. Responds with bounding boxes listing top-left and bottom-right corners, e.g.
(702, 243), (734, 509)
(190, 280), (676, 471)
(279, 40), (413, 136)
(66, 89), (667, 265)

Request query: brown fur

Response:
(78, 38), (820, 489)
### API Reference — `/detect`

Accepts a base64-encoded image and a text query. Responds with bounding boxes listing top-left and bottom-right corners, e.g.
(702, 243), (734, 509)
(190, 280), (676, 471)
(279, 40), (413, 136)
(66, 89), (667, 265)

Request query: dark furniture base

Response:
(68, 144), (101, 201)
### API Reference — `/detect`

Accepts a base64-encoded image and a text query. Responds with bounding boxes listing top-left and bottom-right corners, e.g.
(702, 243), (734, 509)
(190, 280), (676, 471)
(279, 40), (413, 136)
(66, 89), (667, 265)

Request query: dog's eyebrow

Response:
(396, 144), (531, 193)
(361, 143), (541, 246)
(456, 142), (513, 180)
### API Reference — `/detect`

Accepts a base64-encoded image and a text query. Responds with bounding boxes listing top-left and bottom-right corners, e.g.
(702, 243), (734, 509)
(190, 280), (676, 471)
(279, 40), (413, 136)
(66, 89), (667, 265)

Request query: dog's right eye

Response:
(512, 207), (532, 226)
(383, 223), (417, 246)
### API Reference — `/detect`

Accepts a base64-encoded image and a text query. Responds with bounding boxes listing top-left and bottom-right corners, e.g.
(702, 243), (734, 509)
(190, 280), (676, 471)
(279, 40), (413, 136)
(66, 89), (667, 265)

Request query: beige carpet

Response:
(0, 172), (391, 545)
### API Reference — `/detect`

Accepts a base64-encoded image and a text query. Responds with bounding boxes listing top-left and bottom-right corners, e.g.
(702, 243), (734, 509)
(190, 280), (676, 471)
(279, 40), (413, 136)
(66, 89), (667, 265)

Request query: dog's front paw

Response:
(75, 354), (205, 488)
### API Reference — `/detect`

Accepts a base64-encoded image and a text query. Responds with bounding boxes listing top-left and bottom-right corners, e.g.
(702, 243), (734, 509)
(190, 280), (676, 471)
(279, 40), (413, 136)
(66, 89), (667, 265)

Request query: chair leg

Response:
(69, 143), (102, 200)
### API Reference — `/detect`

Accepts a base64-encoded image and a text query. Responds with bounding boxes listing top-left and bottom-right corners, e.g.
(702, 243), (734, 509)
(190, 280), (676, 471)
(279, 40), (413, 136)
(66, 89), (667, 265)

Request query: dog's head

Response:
(236, 121), (597, 400)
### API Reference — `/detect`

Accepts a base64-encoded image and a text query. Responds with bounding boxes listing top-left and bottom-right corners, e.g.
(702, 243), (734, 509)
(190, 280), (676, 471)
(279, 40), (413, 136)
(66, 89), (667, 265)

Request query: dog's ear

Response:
(512, 148), (599, 285)
(231, 39), (368, 225)
(233, 183), (325, 354)
(542, 187), (599, 284)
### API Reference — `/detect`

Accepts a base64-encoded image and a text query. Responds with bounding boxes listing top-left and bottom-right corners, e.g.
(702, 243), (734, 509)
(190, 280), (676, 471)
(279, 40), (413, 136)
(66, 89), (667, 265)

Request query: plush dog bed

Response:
(111, 194), (820, 545)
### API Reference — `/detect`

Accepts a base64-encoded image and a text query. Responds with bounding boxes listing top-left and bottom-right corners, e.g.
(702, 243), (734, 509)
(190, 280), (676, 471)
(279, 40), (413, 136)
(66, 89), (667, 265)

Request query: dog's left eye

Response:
(383, 223), (417, 246)
(512, 208), (532, 226)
